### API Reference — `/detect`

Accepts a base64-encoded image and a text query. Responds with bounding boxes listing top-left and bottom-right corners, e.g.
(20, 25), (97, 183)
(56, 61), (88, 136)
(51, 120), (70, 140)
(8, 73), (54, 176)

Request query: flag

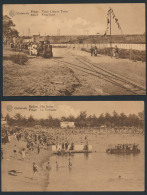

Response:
(106, 8), (123, 35)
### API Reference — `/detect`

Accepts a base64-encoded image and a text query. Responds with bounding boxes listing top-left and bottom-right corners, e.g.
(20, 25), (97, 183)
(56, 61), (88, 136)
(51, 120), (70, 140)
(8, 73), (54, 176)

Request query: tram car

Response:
(38, 41), (53, 58)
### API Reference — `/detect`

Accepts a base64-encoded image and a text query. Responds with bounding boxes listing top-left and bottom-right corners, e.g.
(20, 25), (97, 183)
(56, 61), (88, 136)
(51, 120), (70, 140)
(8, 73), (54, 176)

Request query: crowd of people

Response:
(1, 126), (90, 181)
(90, 45), (119, 58)
(1, 125), (90, 169)
(1, 124), (142, 182)
(90, 46), (98, 56)
(114, 143), (139, 151)
(10, 40), (53, 57)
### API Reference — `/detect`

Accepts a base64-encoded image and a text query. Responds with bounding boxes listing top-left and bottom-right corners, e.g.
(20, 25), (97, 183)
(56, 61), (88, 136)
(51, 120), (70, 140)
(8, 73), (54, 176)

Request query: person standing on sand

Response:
(13, 145), (17, 158)
(37, 144), (40, 154)
(94, 46), (98, 56)
(33, 162), (39, 180)
(90, 46), (94, 56)
(21, 148), (26, 160)
(56, 161), (59, 169)
(115, 45), (119, 59)
(46, 161), (51, 180)
(46, 162), (51, 172)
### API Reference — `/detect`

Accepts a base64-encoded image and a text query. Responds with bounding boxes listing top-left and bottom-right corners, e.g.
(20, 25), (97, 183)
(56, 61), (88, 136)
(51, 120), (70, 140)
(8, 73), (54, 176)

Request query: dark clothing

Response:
(65, 143), (68, 150)
(62, 143), (64, 150)
(46, 164), (51, 171)
(94, 47), (98, 56)
(33, 164), (38, 173)
(90, 47), (94, 56)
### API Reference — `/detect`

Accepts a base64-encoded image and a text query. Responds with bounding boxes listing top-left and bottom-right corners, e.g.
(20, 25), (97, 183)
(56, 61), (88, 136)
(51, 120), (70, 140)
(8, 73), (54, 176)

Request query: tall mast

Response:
(110, 8), (112, 46)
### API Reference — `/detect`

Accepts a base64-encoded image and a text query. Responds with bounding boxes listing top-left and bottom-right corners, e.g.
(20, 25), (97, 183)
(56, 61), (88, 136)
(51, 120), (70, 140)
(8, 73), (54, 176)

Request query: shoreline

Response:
(1, 129), (144, 192)
(1, 135), (53, 192)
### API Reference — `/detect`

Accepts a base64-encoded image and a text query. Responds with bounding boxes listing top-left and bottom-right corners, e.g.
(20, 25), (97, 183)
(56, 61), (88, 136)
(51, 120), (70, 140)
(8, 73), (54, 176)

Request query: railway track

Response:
(52, 53), (146, 95)
(75, 55), (146, 95)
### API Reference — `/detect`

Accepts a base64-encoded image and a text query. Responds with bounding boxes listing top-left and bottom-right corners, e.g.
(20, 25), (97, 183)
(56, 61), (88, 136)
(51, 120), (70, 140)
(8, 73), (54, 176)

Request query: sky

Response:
(3, 3), (145, 36)
(1, 101), (144, 119)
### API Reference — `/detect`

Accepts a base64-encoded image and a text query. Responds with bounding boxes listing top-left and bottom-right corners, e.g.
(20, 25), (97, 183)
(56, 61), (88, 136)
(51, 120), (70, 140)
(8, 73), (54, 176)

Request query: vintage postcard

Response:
(3, 3), (146, 96)
(1, 101), (144, 191)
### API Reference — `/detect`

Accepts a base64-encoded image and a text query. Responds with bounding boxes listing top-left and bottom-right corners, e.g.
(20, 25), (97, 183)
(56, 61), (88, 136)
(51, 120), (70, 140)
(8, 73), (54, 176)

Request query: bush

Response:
(10, 53), (28, 65)
(81, 48), (90, 52)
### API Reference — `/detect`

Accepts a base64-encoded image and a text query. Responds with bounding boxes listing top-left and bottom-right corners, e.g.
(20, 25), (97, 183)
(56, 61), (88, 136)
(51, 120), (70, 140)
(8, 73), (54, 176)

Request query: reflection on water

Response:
(44, 134), (144, 191)
(84, 152), (89, 159)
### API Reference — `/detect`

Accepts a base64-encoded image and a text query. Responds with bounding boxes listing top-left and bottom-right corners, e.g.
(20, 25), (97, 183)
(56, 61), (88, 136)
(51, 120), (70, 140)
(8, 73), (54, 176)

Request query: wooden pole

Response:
(110, 11), (111, 45)
(110, 9), (112, 57)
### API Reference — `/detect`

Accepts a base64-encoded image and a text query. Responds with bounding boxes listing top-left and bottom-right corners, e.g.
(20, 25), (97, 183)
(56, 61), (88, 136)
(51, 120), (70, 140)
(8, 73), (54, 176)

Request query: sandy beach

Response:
(1, 134), (53, 192)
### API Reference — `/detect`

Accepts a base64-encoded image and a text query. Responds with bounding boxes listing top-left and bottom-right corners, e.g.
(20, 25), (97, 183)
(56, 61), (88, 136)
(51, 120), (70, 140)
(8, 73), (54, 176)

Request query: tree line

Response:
(3, 15), (19, 44)
(4, 110), (144, 129)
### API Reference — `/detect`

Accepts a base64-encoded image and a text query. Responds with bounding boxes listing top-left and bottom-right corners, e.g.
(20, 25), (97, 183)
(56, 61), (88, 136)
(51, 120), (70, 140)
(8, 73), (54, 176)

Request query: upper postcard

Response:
(3, 3), (146, 96)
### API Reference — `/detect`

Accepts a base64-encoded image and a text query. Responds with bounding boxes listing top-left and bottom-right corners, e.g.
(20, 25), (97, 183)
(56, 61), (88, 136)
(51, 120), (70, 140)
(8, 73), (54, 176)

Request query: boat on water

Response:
(106, 143), (140, 154)
(51, 144), (92, 155)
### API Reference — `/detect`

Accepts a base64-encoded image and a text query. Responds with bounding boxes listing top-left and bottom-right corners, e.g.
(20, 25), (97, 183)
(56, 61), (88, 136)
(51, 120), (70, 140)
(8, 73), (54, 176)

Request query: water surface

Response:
(44, 133), (144, 191)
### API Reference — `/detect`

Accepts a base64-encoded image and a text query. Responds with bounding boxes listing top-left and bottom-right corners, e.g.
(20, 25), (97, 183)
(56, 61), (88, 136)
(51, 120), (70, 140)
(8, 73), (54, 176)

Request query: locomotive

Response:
(29, 41), (53, 58)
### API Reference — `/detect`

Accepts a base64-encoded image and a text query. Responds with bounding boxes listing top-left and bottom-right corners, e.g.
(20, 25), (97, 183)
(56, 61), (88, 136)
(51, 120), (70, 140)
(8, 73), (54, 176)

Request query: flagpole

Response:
(110, 9), (111, 44)
(110, 8), (112, 57)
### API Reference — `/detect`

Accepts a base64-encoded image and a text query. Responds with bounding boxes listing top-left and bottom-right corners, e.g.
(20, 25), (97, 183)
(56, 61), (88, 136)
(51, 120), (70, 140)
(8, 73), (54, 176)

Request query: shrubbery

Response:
(10, 53), (28, 65)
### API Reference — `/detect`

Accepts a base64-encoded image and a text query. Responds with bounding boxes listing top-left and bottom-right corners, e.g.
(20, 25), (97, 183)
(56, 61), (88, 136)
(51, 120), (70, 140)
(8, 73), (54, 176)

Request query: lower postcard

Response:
(1, 101), (145, 192)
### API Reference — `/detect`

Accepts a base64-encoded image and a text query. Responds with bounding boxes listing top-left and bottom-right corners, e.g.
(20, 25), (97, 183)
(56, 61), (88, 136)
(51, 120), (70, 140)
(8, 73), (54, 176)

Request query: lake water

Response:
(43, 133), (144, 191)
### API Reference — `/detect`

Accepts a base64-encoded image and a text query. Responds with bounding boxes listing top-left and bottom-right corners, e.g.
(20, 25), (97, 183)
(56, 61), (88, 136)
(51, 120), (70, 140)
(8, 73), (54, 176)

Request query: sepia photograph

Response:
(3, 3), (146, 96)
(1, 101), (144, 191)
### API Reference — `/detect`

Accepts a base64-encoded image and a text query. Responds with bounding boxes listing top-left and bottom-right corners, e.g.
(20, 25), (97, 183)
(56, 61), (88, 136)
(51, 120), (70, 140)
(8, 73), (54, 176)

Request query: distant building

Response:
(32, 35), (50, 43)
(32, 35), (40, 43)
(23, 37), (33, 43)
(60, 121), (75, 128)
